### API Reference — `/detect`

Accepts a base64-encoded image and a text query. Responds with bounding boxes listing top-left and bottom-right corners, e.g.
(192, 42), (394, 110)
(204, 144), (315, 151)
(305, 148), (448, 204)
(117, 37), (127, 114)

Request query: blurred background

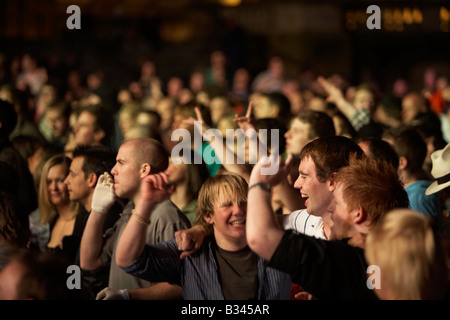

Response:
(1, 0), (450, 95)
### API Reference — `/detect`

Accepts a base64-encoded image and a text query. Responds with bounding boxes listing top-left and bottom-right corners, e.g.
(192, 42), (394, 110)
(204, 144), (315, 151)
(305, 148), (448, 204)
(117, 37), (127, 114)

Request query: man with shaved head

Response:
(80, 137), (191, 300)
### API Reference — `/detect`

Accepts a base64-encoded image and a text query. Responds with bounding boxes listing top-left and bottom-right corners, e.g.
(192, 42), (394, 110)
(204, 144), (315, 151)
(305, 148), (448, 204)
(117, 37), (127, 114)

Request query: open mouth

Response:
(230, 219), (246, 226)
(301, 193), (309, 206)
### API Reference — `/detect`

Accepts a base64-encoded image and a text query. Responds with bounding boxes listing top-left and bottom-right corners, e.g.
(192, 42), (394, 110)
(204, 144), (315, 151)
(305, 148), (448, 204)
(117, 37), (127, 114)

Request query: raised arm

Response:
(185, 105), (253, 181)
(233, 101), (256, 133)
(115, 172), (171, 268)
(80, 173), (116, 270)
(246, 154), (293, 261)
(317, 76), (357, 120)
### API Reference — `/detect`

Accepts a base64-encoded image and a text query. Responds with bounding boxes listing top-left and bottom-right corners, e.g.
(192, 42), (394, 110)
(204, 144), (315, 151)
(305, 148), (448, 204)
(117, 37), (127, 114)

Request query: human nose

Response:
(232, 203), (245, 214)
(284, 128), (292, 138)
(111, 165), (118, 176)
(293, 176), (302, 190)
(49, 181), (57, 190)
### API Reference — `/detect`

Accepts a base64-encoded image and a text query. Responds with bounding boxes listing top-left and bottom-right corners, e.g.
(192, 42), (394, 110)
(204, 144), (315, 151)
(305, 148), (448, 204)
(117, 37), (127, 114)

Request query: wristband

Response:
(131, 209), (150, 225)
(248, 182), (271, 193)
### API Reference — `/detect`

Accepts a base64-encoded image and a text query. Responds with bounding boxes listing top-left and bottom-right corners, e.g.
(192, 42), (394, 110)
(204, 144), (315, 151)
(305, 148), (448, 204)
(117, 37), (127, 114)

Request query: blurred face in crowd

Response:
(111, 141), (142, 199)
(46, 108), (68, 138)
(268, 57), (284, 79)
(65, 156), (91, 204)
(72, 111), (103, 146)
(353, 89), (375, 114)
(293, 156), (334, 218)
(209, 97), (230, 125)
(252, 95), (275, 119)
(284, 118), (312, 156)
(47, 164), (70, 207)
(401, 95), (423, 124)
(119, 111), (135, 137)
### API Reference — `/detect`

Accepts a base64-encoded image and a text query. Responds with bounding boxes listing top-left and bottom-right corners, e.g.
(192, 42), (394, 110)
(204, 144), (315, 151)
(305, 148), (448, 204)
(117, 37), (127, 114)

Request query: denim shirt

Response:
(121, 236), (291, 300)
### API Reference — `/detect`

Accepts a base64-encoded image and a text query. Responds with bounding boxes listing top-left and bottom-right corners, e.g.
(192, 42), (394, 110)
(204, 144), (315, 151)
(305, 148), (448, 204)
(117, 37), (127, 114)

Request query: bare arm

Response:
(115, 172), (170, 268)
(185, 105), (255, 181)
(246, 154), (292, 261)
(127, 283), (182, 300)
(317, 76), (357, 120)
(80, 210), (107, 270)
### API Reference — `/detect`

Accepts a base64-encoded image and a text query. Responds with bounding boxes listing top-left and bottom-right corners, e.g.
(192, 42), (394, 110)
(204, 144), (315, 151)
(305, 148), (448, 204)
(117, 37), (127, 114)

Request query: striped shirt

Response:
(283, 209), (326, 240)
(121, 236), (291, 300)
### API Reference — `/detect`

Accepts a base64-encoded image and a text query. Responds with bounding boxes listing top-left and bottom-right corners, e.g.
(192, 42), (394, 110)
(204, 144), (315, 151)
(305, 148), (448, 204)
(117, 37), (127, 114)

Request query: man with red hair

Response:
(246, 153), (409, 299)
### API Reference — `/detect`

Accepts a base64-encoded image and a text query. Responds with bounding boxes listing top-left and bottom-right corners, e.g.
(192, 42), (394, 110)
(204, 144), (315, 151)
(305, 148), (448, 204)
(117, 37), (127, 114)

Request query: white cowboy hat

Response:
(425, 143), (450, 195)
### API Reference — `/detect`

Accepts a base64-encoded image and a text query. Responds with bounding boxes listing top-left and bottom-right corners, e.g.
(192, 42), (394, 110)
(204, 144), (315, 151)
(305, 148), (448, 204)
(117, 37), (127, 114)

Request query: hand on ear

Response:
(140, 163), (151, 178)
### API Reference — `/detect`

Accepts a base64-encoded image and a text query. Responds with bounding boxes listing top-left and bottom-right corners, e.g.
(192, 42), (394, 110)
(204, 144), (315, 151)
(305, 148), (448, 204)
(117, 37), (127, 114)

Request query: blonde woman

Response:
(365, 209), (448, 300)
(30, 154), (79, 260)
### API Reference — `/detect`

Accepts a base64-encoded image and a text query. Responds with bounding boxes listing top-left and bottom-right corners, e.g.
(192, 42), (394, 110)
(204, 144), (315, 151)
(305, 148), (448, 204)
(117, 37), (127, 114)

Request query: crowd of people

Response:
(0, 50), (449, 300)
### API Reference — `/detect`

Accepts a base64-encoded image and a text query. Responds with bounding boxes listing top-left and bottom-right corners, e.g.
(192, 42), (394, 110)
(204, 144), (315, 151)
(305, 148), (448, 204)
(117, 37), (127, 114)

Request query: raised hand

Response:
(182, 107), (210, 136)
(317, 76), (344, 104)
(249, 153), (293, 187)
(139, 171), (173, 205)
(91, 172), (116, 214)
(234, 101), (256, 132)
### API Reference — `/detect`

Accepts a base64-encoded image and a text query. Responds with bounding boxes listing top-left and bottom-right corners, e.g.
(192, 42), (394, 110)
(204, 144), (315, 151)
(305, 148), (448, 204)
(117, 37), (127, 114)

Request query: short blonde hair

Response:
(365, 209), (448, 300)
(196, 172), (248, 235)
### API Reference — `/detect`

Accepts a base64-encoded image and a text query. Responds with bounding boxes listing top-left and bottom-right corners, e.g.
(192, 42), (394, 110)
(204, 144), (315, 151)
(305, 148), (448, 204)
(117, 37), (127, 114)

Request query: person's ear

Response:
(87, 172), (98, 188)
(353, 206), (367, 224)
(203, 212), (214, 225)
(353, 206), (372, 232)
(327, 172), (337, 191)
(140, 163), (151, 178)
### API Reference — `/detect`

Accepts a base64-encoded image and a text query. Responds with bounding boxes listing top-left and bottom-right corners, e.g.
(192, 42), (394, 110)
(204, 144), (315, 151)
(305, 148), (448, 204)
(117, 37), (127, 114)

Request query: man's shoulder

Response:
(151, 200), (191, 225)
(152, 200), (182, 216)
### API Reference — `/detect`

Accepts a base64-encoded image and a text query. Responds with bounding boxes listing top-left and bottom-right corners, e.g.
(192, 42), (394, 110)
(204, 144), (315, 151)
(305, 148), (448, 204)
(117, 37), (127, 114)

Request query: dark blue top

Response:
(121, 236), (291, 300)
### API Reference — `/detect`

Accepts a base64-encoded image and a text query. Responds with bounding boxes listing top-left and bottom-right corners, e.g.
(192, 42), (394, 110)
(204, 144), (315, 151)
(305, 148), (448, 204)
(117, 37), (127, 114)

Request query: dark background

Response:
(1, 0), (450, 95)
